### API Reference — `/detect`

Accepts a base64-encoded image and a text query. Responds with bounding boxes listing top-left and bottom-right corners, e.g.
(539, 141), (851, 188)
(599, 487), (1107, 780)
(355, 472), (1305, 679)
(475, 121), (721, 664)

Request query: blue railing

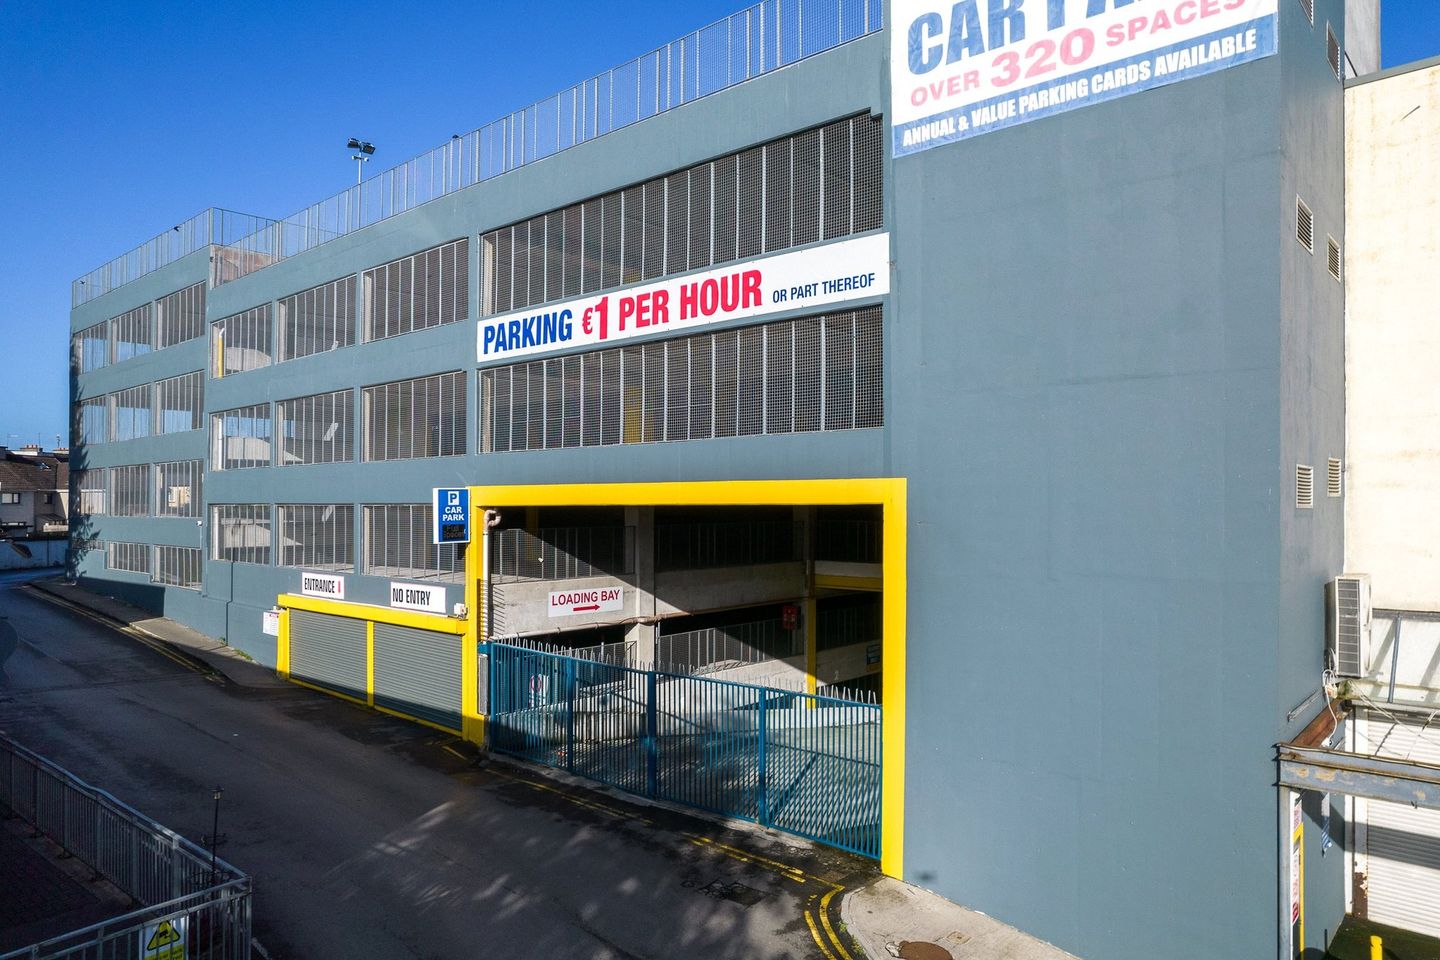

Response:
(212, 0), (884, 286)
(487, 642), (882, 859)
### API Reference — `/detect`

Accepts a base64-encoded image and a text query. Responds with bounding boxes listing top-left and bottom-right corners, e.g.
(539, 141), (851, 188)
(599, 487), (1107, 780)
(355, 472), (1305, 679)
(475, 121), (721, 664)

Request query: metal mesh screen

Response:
(110, 303), (153, 363)
(362, 504), (463, 582)
(73, 470), (106, 515)
(75, 322), (109, 373)
(154, 545), (203, 589)
(211, 404), (273, 470)
(479, 115), (883, 316)
(109, 384), (152, 442)
(279, 275), (357, 361)
(362, 239), (469, 342)
(155, 460), (203, 518)
(212, 504), (272, 564)
(212, 305), (272, 376)
(78, 397), (108, 445)
(210, 2), (881, 287)
(363, 372), (466, 461)
(157, 282), (208, 348)
(277, 389), (354, 466)
(106, 542), (151, 574)
(155, 371), (204, 434)
(108, 464), (151, 517)
(277, 504), (354, 570)
(480, 307), (881, 452)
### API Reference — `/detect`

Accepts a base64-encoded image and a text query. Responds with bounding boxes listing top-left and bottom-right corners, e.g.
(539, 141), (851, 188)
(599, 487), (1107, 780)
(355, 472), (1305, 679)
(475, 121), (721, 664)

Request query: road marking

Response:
(21, 586), (214, 678)
(819, 885), (854, 960)
(485, 763), (854, 959)
(805, 906), (839, 960)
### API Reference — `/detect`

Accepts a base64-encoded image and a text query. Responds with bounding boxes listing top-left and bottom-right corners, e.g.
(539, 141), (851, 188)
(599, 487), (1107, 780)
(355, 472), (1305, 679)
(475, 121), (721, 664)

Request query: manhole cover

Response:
(894, 942), (953, 960)
(699, 879), (767, 906)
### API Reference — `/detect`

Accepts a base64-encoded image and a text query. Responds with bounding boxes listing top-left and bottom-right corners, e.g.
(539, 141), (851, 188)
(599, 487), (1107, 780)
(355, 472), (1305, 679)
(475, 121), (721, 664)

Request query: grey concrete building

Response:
(67, 1), (1381, 956)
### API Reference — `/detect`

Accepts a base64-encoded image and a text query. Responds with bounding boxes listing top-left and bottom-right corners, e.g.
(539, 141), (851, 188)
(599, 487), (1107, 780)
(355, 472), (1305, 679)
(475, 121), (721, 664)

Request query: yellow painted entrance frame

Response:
(466, 477), (907, 879)
(276, 593), (469, 735)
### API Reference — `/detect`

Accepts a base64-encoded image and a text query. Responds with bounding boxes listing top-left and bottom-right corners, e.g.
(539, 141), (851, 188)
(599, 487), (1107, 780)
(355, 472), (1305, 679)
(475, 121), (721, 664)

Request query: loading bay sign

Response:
(549, 586), (624, 618)
(892, 0), (1278, 156)
(433, 487), (470, 545)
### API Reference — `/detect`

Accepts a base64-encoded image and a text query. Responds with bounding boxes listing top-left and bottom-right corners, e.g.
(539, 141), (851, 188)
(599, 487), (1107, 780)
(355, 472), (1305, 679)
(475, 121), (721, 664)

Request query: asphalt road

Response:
(0, 572), (872, 959)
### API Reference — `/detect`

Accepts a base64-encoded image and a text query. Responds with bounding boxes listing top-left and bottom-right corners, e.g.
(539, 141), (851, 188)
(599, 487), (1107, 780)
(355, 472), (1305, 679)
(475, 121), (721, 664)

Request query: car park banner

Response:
(477, 233), (889, 364)
(891, 0), (1278, 157)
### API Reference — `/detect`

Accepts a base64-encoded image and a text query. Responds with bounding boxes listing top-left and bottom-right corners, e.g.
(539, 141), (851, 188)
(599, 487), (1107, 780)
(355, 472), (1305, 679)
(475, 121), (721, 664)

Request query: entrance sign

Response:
(390, 582), (448, 614)
(433, 488), (470, 545)
(140, 916), (186, 960)
(548, 586), (623, 618)
(477, 233), (890, 364)
(891, 0), (1278, 156)
(300, 572), (345, 599)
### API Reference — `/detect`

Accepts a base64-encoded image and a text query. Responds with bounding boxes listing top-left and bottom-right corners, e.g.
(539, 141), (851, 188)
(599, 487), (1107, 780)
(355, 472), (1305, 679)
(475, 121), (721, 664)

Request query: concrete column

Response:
(626, 506), (657, 664)
(795, 506), (817, 695)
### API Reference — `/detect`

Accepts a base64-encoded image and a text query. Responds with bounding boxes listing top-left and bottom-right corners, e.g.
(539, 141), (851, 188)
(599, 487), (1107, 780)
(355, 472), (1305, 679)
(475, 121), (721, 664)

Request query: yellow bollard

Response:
(1371, 934), (1383, 960)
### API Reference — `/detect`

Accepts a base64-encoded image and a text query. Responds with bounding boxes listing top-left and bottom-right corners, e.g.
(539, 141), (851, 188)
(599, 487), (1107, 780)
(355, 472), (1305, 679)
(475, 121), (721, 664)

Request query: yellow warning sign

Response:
(140, 917), (187, 960)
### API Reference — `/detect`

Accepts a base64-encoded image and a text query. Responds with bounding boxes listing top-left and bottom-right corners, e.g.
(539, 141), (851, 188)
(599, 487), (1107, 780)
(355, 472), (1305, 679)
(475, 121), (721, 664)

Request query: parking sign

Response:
(433, 488), (470, 544)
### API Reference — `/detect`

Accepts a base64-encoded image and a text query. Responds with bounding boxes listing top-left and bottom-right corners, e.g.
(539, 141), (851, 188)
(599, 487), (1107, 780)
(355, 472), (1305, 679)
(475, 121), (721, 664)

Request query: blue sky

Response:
(1, 1), (1436, 449)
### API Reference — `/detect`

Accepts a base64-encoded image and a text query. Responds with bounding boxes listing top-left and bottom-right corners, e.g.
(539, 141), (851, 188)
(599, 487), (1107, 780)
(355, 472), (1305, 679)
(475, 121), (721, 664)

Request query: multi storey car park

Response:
(67, 1), (1388, 956)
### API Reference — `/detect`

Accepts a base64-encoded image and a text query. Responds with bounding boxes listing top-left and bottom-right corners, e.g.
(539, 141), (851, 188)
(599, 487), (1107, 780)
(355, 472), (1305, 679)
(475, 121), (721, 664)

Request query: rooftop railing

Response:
(71, 208), (276, 308)
(211, 0), (883, 287)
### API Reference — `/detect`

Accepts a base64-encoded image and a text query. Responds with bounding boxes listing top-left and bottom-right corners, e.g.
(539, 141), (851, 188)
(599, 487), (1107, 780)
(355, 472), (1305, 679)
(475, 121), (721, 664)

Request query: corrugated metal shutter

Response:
(373, 623), (462, 731)
(290, 610), (366, 700)
(1364, 713), (1440, 938)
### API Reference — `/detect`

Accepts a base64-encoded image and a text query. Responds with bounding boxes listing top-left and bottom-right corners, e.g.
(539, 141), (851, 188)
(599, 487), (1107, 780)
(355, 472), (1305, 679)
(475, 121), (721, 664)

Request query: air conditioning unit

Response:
(1327, 574), (1372, 678)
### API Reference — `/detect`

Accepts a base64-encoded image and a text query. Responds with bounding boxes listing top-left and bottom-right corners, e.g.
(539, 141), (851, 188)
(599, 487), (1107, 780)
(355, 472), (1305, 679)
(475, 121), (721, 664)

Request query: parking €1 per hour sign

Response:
(432, 488), (470, 545)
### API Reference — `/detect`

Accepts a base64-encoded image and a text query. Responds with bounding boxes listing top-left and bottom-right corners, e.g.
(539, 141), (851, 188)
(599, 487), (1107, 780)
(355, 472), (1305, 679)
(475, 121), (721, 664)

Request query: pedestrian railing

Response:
(211, 0), (884, 286)
(487, 642), (881, 859)
(656, 618), (803, 672)
(490, 526), (635, 582)
(0, 735), (252, 960)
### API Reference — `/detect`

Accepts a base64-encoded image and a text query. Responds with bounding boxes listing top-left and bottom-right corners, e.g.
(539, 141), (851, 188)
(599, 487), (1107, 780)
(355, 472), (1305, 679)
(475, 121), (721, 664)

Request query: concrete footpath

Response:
(842, 876), (1079, 960)
(20, 574), (1078, 960)
(26, 575), (288, 690)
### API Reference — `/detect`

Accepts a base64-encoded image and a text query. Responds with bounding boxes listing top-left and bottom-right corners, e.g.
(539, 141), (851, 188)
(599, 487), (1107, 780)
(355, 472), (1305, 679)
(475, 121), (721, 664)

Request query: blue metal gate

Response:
(487, 642), (881, 859)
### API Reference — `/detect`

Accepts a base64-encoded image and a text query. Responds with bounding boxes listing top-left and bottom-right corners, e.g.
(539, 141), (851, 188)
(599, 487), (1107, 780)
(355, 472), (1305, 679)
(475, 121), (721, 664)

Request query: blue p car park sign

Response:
(433, 488), (470, 545)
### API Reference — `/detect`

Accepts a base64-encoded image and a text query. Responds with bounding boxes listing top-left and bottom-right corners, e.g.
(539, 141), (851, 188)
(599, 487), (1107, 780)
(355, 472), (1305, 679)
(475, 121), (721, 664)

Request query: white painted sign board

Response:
(548, 586), (624, 618)
(300, 572), (345, 600)
(478, 233), (890, 364)
(389, 582), (448, 614)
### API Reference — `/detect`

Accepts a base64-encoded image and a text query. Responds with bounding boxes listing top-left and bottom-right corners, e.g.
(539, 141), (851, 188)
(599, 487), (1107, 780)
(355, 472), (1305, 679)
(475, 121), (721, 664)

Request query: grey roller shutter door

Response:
(373, 623), (462, 731)
(290, 610), (366, 700)
(1364, 713), (1440, 938)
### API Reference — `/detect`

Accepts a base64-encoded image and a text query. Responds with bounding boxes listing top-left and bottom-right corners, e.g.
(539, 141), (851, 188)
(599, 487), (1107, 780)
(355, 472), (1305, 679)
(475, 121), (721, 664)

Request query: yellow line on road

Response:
(805, 908), (839, 960)
(819, 885), (854, 960)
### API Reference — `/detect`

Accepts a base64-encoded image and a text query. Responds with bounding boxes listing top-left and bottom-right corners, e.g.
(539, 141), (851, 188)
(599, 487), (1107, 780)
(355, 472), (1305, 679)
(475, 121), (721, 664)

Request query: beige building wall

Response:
(1346, 59), (1440, 611)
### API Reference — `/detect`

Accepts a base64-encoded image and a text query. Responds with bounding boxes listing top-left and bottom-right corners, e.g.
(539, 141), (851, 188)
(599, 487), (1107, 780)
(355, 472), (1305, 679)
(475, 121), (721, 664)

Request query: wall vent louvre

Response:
(1327, 236), (1341, 281)
(1296, 198), (1314, 253)
(1299, 0), (1314, 25)
(1327, 25), (1341, 79)
(1296, 464), (1314, 509)
(1328, 458), (1343, 497)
